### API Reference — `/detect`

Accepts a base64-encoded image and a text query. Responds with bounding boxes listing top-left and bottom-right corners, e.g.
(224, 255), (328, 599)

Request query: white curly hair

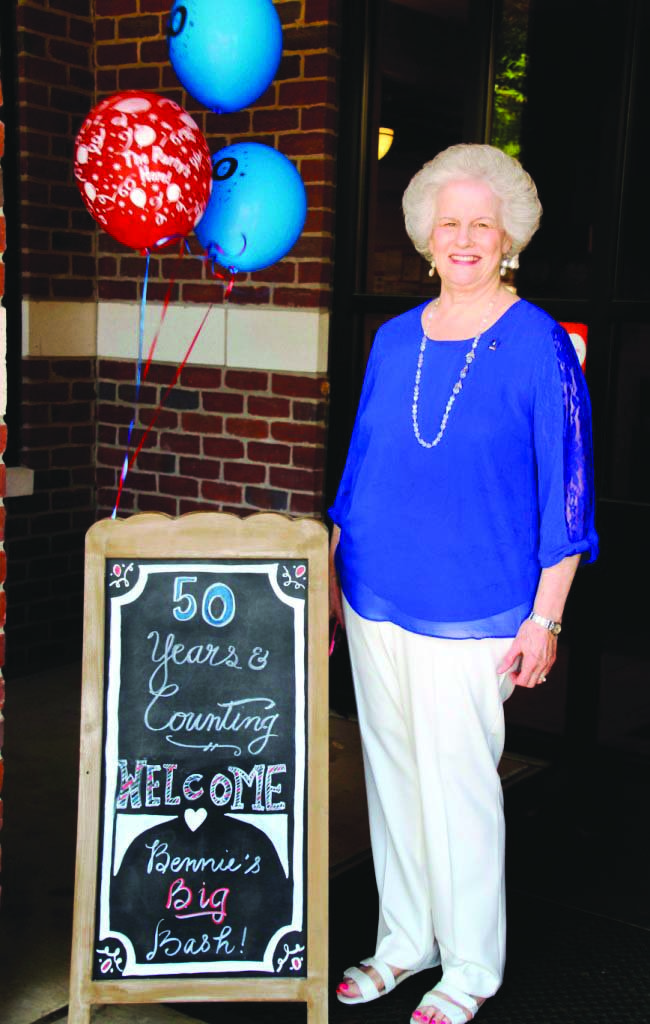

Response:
(402, 143), (542, 260)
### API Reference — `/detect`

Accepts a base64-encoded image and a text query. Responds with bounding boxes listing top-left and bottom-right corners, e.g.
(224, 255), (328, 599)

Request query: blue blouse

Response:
(328, 299), (599, 639)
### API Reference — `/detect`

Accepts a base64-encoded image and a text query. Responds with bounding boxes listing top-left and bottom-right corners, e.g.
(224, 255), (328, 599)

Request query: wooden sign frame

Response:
(69, 512), (329, 1023)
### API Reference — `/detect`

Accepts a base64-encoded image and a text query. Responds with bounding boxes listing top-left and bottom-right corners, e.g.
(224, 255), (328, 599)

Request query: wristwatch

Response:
(528, 611), (562, 636)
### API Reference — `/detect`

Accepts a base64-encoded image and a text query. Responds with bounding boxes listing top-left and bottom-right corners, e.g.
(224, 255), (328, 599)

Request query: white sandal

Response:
(412, 981), (484, 1023)
(336, 955), (413, 1004)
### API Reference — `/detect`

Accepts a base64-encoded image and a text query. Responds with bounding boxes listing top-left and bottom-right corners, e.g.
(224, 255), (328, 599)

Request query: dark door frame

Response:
(325, 0), (649, 768)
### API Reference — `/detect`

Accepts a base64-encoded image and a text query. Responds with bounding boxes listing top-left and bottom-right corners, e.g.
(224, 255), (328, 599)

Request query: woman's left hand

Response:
(497, 619), (557, 688)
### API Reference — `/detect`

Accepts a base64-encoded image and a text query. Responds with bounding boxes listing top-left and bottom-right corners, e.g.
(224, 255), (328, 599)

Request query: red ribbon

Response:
(111, 245), (236, 517)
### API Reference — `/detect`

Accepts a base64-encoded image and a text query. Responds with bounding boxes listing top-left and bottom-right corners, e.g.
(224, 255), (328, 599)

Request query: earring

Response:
(500, 253), (519, 277)
(428, 259), (436, 278)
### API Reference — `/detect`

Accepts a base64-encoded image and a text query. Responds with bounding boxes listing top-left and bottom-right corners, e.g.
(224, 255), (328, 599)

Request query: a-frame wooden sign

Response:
(69, 512), (329, 1023)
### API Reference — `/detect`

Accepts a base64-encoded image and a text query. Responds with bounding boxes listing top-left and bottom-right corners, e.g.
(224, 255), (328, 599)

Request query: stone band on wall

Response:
(23, 301), (329, 375)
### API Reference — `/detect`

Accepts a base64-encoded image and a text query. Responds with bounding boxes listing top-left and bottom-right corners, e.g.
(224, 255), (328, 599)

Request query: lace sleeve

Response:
(553, 325), (596, 545)
(534, 324), (598, 566)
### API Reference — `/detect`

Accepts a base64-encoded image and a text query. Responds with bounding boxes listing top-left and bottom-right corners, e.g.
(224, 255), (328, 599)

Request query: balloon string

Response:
(207, 260), (237, 298)
(205, 236), (246, 298)
(136, 249), (149, 389)
(112, 241), (192, 517)
(123, 306), (214, 477)
(112, 251), (151, 518)
(112, 304), (214, 518)
(111, 242), (233, 518)
(142, 240), (189, 380)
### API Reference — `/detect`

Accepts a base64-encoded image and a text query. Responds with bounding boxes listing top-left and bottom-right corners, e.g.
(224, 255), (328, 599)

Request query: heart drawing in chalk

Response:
(184, 808), (207, 832)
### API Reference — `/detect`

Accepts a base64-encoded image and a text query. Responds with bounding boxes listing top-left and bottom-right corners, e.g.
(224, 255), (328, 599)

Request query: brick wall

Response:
(90, 0), (339, 514)
(97, 362), (328, 518)
(3, 358), (96, 677)
(3, 0), (98, 674)
(15, 0), (95, 300)
(93, 0), (338, 307)
(17, 0), (339, 305)
(6, 0), (340, 674)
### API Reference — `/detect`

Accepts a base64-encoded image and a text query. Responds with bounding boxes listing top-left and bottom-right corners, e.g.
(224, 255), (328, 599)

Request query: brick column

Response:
(1, 78), (7, 898)
(9, 0), (340, 672)
(13, 0), (339, 306)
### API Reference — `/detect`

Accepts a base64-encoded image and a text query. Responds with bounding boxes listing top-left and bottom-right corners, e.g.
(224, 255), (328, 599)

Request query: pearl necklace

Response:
(412, 296), (497, 448)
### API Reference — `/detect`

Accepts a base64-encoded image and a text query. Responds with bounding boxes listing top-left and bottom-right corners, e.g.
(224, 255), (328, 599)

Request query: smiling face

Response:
(429, 178), (512, 293)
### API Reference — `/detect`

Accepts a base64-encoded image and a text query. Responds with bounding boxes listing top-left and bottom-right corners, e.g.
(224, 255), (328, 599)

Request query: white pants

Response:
(343, 597), (515, 998)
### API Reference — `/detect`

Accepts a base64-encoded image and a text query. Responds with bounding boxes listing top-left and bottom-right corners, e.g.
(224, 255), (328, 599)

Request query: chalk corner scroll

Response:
(277, 561), (307, 599)
(95, 938), (127, 978)
(109, 561), (307, 599)
(274, 931), (307, 976)
(94, 931), (308, 979)
(108, 560), (137, 590)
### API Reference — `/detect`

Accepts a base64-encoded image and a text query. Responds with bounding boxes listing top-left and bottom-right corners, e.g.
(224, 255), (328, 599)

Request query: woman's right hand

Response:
(329, 525), (345, 629)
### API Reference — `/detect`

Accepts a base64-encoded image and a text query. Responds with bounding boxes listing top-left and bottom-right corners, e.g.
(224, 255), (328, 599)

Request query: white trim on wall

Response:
(22, 300), (97, 357)
(96, 302), (227, 365)
(22, 301), (329, 374)
(225, 307), (329, 373)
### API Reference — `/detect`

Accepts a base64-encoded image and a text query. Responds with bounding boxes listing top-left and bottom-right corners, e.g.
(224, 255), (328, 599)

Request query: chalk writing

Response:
(165, 878), (230, 925)
(145, 840), (262, 876)
(171, 577), (236, 628)
(116, 760), (286, 811)
(95, 560), (307, 979)
(145, 920), (236, 961)
(143, 695), (280, 756)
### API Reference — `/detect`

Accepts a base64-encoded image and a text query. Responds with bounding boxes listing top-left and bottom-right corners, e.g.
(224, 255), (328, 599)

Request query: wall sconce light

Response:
(378, 126), (394, 160)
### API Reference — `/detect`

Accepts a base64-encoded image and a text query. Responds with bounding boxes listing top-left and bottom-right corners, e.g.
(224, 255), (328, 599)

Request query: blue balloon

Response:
(195, 143), (307, 273)
(167, 0), (282, 114)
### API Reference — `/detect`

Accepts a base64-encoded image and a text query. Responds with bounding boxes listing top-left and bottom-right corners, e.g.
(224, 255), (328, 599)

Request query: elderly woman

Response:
(329, 144), (598, 1024)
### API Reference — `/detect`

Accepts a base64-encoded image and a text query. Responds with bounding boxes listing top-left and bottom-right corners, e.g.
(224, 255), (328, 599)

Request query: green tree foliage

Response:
(491, 0), (530, 158)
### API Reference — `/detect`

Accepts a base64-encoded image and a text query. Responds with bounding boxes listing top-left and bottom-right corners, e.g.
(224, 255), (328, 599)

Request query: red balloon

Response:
(74, 91), (212, 250)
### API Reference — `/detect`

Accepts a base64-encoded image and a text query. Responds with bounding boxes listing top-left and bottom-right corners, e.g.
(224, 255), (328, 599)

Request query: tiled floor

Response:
(0, 667), (376, 1024)
(2, 662), (650, 1023)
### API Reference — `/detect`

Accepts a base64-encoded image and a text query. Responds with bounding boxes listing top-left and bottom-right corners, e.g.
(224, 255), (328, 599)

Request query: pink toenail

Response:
(338, 982), (349, 991)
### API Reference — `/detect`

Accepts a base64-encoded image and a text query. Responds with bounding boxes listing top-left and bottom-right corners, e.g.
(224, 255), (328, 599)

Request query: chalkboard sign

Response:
(69, 513), (329, 1024)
